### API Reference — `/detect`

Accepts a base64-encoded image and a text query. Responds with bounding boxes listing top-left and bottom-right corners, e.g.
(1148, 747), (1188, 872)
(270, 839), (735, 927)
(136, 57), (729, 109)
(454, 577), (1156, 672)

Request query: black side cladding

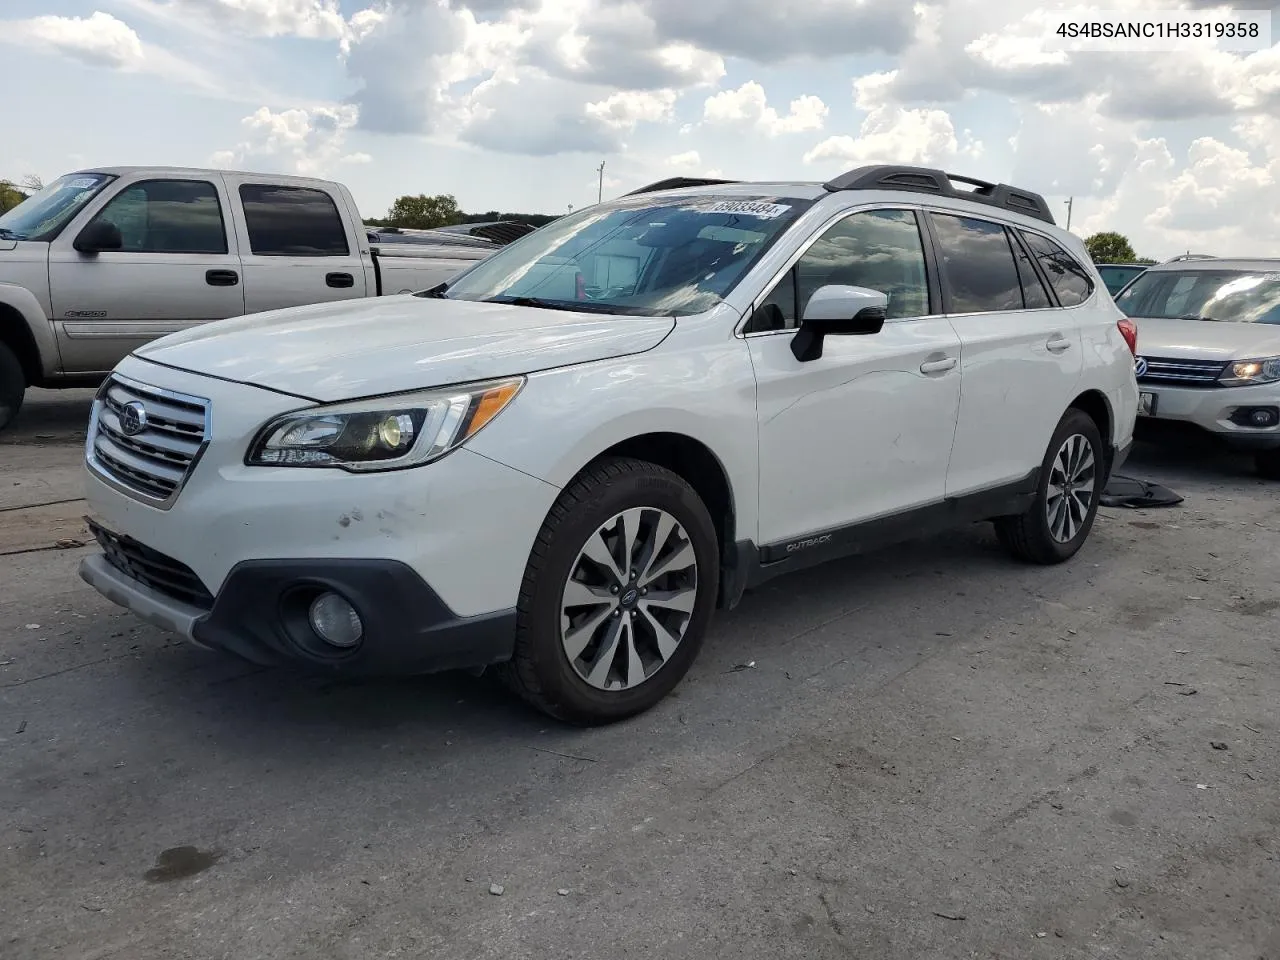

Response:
(823, 165), (1055, 225)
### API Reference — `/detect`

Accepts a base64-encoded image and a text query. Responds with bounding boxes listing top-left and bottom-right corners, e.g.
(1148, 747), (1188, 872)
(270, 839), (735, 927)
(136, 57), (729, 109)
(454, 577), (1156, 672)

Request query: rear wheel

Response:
(995, 408), (1104, 565)
(0, 341), (26, 432)
(1256, 448), (1280, 481)
(499, 457), (720, 725)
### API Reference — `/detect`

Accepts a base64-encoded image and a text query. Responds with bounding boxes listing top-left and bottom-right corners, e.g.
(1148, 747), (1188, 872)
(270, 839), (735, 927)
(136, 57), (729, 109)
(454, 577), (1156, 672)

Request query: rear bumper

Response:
(80, 549), (516, 676)
(1110, 437), (1133, 477)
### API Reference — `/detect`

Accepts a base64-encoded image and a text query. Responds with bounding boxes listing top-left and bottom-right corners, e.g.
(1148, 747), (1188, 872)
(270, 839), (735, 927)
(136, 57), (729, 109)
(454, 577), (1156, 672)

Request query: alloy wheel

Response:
(1046, 433), (1096, 543)
(560, 506), (699, 691)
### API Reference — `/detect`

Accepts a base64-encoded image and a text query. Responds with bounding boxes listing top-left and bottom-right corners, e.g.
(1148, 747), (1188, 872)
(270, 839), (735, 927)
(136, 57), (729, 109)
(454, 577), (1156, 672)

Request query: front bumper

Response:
(1136, 380), (1280, 450)
(80, 537), (517, 676)
(79, 356), (559, 674)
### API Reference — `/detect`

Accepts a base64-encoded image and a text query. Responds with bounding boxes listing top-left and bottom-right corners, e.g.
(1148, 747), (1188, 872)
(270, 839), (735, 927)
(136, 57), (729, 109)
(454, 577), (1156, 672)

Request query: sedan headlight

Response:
(246, 377), (524, 471)
(1219, 357), (1280, 387)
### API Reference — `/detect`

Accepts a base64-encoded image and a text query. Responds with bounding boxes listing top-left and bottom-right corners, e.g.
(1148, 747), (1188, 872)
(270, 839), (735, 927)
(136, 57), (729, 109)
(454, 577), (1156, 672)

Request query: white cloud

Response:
(210, 104), (368, 176)
(667, 150), (701, 167)
(585, 90), (678, 130)
(122, 0), (349, 40)
(703, 81), (828, 135)
(1, 12), (144, 69)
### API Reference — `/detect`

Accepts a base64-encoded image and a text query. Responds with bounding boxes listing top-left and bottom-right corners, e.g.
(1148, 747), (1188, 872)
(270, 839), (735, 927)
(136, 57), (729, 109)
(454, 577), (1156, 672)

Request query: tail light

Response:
(1117, 318), (1138, 356)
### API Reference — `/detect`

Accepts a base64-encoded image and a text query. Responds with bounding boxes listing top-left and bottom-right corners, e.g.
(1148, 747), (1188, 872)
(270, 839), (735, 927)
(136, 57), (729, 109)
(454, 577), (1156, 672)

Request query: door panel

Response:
(747, 208), (961, 546)
(751, 317), (963, 545)
(48, 177), (244, 374)
(222, 178), (369, 314)
(930, 214), (1083, 496)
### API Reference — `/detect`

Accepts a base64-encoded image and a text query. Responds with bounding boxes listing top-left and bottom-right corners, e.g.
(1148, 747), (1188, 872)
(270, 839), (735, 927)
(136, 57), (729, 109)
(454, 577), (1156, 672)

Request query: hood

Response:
(1132, 317), (1280, 361)
(134, 295), (676, 402)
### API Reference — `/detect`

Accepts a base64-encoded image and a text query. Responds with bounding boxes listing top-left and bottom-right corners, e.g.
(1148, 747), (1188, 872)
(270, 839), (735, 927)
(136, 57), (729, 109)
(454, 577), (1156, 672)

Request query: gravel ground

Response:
(2, 389), (1277, 960)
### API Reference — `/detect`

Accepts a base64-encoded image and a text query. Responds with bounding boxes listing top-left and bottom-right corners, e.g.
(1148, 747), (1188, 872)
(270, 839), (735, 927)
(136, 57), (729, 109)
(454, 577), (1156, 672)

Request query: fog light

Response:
(1249, 408), (1278, 427)
(308, 592), (363, 648)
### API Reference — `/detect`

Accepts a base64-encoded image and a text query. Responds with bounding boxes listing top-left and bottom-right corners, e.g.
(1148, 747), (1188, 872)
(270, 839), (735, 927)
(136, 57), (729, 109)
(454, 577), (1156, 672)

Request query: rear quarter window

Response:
(1020, 231), (1093, 306)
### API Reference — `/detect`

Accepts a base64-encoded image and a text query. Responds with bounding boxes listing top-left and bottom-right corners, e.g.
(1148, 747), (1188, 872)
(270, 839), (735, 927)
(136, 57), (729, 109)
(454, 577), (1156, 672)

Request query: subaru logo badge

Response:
(1134, 356), (1148, 377)
(119, 401), (148, 436)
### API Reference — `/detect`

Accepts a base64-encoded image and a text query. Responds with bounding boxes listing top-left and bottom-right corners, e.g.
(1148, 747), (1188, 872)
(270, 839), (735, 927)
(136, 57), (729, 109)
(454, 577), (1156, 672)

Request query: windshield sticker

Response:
(1266, 273), (1280, 281)
(700, 200), (792, 219)
(66, 177), (99, 190)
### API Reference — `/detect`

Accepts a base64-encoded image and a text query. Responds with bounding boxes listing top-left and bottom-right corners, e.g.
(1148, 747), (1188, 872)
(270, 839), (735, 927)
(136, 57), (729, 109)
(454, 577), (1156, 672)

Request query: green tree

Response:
(385, 193), (462, 230)
(0, 180), (29, 214)
(1084, 231), (1137, 264)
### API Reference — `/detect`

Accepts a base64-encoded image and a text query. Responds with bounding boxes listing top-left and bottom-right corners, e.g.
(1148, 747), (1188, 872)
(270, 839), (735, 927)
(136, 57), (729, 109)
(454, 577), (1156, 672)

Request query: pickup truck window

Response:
(239, 184), (350, 257)
(0, 172), (116, 241)
(440, 194), (815, 317)
(85, 179), (228, 254)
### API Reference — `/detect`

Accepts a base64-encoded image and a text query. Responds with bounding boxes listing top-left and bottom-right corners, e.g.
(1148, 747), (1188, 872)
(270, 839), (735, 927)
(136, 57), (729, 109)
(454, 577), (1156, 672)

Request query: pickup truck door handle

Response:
(1047, 335), (1072, 352)
(919, 356), (957, 374)
(326, 272), (355, 288)
(205, 269), (239, 287)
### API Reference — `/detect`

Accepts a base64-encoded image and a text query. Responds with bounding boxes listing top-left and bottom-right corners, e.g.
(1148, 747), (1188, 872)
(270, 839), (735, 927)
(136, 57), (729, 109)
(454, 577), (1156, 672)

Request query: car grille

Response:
(86, 375), (210, 506)
(1137, 356), (1228, 388)
(88, 520), (214, 609)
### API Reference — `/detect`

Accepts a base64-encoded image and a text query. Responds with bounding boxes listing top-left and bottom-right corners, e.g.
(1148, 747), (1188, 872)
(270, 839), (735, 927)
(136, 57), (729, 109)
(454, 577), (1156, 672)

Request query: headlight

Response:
(246, 377), (523, 471)
(1219, 357), (1280, 387)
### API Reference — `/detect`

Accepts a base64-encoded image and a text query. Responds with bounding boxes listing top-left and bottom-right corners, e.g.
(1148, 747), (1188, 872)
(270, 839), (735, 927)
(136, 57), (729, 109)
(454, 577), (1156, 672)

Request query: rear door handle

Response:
(326, 272), (355, 288)
(1047, 336), (1072, 352)
(920, 357), (957, 374)
(205, 269), (239, 287)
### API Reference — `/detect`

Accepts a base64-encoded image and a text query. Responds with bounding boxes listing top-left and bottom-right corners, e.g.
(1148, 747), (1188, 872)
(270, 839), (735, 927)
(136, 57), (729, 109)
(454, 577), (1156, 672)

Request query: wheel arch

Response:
(585, 431), (745, 609)
(0, 284), (60, 382)
(1069, 388), (1115, 476)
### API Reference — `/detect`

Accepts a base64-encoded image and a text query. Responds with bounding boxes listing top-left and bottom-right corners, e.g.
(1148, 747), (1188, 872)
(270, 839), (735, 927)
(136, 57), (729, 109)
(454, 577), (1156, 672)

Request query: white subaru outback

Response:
(79, 165), (1138, 724)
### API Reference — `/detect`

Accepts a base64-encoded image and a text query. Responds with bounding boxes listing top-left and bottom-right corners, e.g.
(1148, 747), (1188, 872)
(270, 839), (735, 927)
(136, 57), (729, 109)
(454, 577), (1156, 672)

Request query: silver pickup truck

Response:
(0, 166), (502, 430)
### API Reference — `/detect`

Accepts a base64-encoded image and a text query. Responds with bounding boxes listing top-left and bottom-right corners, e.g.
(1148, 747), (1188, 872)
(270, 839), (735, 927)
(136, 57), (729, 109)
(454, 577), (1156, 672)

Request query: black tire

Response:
(1257, 448), (1280, 481)
(498, 456), (720, 725)
(0, 341), (25, 433)
(994, 407), (1104, 565)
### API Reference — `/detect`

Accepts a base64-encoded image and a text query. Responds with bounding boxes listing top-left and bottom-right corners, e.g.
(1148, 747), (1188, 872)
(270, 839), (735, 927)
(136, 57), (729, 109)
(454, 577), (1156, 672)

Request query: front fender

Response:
(0, 282), (60, 378)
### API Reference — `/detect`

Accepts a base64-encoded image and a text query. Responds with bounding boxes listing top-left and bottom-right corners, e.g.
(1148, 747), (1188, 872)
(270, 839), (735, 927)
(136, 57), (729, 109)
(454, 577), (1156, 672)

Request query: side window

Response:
(930, 213), (1022, 313)
(1020, 231), (1093, 306)
(1009, 229), (1053, 308)
(87, 179), (227, 254)
(747, 208), (929, 332)
(239, 184), (350, 256)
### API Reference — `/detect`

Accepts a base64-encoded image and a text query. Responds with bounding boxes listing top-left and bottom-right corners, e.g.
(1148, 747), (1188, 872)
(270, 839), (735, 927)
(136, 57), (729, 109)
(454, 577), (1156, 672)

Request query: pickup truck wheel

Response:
(499, 456), (719, 725)
(994, 408), (1103, 565)
(0, 342), (26, 432)
(1256, 449), (1280, 481)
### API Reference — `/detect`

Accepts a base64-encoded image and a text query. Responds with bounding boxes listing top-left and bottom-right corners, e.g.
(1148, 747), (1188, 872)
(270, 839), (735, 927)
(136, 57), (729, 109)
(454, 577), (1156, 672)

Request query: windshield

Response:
(1115, 268), (1280, 324)
(436, 194), (815, 316)
(1096, 264), (1146, 295)
(0, 173), (116, 241)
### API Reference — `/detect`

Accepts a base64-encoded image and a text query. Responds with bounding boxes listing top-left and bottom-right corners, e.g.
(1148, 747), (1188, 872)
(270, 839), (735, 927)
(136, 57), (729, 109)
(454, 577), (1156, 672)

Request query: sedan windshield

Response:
(0, 172), (116, 241)
(1115, 269), (1280, 324)
(436, 194), (815, 316)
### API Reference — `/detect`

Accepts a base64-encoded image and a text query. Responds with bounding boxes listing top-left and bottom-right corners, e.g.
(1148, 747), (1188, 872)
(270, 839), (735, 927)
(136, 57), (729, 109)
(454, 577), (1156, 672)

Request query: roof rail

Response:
(625, 176), (740, 196)
(824, 165), (1055, 225)
(1164, 253), (1216, 262)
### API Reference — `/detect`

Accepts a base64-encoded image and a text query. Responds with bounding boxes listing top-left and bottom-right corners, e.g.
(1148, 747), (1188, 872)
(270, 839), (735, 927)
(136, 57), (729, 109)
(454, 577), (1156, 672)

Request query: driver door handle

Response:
(920, 357), (957, 374)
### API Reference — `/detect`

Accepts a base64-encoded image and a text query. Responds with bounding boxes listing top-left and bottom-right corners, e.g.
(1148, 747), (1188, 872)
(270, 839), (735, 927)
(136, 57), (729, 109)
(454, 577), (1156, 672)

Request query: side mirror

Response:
(74, 220), (123, 255)
(790, 285), (888, 362)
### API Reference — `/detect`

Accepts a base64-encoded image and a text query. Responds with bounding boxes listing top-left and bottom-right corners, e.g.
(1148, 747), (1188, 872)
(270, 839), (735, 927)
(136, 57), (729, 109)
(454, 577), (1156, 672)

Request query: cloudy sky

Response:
(2, 0), (1278, 259)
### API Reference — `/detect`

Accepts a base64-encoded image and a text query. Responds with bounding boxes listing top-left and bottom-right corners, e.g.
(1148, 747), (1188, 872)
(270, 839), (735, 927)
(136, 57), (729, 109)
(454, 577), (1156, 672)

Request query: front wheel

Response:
(1257, 448), (1280, 481)
(499, 457), (720, 725)
(0, 341), (25, 432)
(995, 408), (1104, 565)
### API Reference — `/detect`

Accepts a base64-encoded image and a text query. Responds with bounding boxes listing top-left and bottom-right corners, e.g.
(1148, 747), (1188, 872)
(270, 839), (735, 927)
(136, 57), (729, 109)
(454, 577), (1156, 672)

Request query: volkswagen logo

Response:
(1134, 356), (1148, 377)
(119, 401), (148, 436)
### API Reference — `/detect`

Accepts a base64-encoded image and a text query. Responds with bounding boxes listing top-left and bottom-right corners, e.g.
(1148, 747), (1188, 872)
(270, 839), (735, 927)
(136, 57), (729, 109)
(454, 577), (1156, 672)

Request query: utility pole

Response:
(596, 161), (606, 204)
(1064, 197), (1074, 231)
